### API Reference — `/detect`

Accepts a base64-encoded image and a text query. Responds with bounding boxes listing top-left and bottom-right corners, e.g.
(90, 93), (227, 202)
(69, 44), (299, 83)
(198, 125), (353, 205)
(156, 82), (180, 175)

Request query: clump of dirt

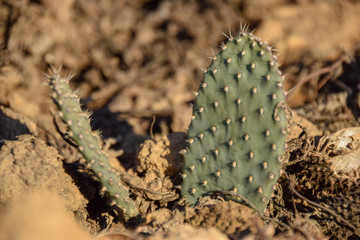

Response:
(185, 199), (264, 236)
(287, 111), (323, 140)
(137, 208), (184, 236)
(122, 172), (178, 215)
(136, 133), (187, 181)
(0, 106), (32, 141)
(0, 134), (88, 226)
(109, 133), (187, 216)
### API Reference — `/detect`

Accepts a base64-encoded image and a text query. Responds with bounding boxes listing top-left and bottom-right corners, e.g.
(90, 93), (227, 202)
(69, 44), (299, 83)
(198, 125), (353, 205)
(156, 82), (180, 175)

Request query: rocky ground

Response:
(1, 0), (360, 239)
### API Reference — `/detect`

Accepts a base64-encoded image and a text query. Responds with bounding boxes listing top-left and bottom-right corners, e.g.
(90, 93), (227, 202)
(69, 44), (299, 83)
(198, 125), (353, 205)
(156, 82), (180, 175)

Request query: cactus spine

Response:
(181, 31), (287, 213)
(48, 68), (139, 221)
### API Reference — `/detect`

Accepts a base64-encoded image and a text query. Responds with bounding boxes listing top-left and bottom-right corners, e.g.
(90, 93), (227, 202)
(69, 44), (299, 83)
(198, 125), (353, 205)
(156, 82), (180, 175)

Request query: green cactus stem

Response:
(47, 67), (139, 221)
(181, 31), (288, 213)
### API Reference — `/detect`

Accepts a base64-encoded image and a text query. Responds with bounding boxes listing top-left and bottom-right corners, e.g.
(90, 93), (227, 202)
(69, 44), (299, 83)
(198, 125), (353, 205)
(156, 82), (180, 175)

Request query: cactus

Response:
(47, 67), (139, 221)
(181, 31), (287, 213)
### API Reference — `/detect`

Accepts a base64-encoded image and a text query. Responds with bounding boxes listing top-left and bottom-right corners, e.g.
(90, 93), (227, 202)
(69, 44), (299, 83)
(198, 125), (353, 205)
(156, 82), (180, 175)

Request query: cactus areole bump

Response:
(181, 31), (287, 213)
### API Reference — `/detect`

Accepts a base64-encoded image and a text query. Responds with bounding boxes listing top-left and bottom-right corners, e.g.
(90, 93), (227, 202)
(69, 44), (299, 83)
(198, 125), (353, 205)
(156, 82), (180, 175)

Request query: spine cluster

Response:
(48, 68), (138, 221)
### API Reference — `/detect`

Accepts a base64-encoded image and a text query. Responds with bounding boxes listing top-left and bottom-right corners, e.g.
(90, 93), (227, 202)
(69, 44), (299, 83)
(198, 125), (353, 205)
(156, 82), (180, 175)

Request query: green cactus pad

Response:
(181, 32), (287, 213)
(48, 68), (139, 221)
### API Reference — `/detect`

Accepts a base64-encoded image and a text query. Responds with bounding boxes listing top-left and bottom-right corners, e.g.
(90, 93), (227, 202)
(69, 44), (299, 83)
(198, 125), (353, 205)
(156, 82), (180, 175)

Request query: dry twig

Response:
(287, 44), (360, 101)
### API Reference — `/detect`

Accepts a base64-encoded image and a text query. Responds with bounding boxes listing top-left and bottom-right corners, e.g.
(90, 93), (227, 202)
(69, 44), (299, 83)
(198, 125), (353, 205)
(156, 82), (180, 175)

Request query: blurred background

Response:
(1, 0), (360, 138)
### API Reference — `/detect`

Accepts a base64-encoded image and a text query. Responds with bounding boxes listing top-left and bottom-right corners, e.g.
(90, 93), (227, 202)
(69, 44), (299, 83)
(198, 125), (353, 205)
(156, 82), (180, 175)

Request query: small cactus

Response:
(181, 31), (287, 213)
(47, 68), (139, 221)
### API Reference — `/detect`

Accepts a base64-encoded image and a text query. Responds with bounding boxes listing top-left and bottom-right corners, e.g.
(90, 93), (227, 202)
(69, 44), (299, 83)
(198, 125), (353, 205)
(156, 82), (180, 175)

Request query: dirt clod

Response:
(185, 200), (263, 235)
(0, 134), (87, 220)
(136, 133), (187, 181)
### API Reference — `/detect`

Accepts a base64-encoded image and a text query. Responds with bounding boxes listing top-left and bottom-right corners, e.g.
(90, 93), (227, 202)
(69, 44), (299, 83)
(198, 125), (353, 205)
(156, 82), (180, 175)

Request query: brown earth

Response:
(1, 0), (360, 239)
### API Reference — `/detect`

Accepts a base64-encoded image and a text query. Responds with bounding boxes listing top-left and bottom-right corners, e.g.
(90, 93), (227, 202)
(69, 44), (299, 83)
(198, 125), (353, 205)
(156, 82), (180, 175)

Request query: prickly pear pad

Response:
(48, 68), (139, 220)
(181, 32), (287, 213)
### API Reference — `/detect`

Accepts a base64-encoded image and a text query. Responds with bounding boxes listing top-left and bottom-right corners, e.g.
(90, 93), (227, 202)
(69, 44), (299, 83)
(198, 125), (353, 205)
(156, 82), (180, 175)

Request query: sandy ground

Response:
(1, 0), (360, 239)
